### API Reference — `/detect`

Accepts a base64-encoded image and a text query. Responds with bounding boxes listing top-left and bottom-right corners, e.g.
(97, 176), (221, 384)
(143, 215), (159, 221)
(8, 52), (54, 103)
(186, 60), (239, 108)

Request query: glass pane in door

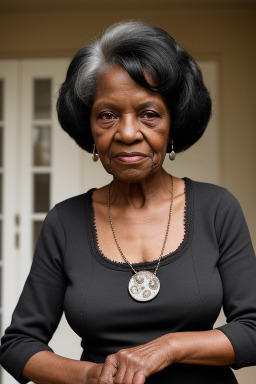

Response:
(0, 80), (3, 168)
(33, 174), (50, 213)
(33, 125), (51, 166)
(32, 78), (52, 250)
(33, 79), (52, 119)
(0, 80), (3, 121)
(0, 128), (3, 167)
(0, 174), (2, 213)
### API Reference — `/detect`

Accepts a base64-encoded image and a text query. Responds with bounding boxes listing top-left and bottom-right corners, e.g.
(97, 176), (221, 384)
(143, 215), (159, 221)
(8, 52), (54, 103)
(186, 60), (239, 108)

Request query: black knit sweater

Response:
(1, 178), (256, 383)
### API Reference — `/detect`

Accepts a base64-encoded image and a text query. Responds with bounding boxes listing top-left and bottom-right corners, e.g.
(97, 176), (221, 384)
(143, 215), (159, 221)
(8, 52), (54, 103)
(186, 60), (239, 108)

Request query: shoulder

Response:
(55, 189), (94, 210)
(185, 178), (243, 221)
(50, 189), (95, 225)
(187, 178), (238, 205)
(187, 178), (226, 196)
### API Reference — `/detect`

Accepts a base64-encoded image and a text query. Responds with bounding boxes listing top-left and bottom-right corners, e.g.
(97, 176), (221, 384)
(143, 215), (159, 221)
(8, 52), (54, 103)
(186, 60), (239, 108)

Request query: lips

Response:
(114, 152), (148, 163)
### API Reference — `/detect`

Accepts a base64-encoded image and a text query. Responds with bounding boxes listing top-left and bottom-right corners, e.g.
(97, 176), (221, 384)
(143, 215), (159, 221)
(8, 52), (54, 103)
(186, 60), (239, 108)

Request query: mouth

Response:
(113, 152), (148, 163)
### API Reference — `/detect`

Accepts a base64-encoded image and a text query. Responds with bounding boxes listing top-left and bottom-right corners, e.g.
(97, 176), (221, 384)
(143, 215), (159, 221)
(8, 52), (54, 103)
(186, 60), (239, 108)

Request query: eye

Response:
(141, 111), (160, 119)
(99, 112), (116, 120)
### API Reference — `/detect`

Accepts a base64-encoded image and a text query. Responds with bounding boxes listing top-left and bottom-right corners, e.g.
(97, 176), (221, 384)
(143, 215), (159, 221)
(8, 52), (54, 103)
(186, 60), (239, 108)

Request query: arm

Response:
(0, 207), (99, 384)
(214, 190), (256, 369)
(21, 351), (100, 384)
(97, 329), (235, 384)
(0, 208), (67, 382)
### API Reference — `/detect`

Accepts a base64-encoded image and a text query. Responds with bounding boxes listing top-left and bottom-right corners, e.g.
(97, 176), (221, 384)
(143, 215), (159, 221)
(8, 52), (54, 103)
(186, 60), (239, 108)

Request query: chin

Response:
(107, 166), (159, 184)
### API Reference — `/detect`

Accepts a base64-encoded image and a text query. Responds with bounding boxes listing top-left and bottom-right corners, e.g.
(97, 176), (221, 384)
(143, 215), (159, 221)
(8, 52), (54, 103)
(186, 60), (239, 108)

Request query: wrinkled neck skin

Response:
(109, 167), (173, 209)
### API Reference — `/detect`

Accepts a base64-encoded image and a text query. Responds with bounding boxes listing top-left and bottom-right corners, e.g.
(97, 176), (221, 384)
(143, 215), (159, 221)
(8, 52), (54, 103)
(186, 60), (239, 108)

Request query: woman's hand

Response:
(96, 329), (237, 384)
(98, 335), (174, 384)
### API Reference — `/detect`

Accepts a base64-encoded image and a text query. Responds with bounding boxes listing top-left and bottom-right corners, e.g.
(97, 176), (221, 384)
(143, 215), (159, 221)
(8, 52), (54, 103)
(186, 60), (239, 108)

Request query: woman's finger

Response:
(132, 371), (146, 384)
(112, 363), (127, 384)
(114, 367), (146, 384)
(98, 355), (117, 384)
(115, 366), (134, 384)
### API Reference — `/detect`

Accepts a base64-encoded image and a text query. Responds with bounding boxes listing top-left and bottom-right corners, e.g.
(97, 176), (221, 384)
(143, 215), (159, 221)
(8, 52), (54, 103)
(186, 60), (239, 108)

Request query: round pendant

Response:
(128, 271), (160, 302)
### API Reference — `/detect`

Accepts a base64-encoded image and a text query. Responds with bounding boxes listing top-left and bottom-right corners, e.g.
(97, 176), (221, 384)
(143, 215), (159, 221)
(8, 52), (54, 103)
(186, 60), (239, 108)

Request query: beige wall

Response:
(1, 7), (255, 247)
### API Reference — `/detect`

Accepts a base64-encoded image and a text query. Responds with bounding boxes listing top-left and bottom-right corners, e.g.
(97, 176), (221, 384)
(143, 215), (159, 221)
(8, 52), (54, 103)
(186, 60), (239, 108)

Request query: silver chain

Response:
(107, 175), (174, 275)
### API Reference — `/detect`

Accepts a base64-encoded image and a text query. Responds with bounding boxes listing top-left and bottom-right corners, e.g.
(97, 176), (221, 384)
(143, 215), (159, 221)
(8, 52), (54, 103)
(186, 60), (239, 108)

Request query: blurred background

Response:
(0, 0), (255, 383)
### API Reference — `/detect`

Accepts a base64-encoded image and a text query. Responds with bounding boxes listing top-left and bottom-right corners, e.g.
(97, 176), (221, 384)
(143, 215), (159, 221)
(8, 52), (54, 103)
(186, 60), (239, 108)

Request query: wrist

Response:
(78, 361), (96, 384)
(162, 333), (182, 365)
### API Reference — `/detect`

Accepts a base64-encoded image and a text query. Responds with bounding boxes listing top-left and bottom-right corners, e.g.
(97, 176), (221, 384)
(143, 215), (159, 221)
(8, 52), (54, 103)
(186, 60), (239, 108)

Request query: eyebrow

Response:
(93, 100), (162, 110)
(93, 102), (119, 110)
(137, 101), (161, 109)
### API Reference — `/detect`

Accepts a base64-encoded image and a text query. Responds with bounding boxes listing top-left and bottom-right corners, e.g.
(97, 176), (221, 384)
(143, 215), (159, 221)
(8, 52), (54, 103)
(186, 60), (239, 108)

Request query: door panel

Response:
(19, 59), (82, 288)
(0, 59), (84, 384)
(0, 60), (19, 384)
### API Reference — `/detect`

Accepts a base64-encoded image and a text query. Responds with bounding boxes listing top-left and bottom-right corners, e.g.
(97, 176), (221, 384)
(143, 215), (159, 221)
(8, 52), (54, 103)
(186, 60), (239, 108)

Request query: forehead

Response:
(93, 65), (166, 107)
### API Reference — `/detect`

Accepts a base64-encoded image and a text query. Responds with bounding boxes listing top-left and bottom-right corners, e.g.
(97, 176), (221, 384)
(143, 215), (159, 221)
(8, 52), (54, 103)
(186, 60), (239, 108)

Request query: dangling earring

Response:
(92, 144), (99, 162)
(169, 141), (176, 161)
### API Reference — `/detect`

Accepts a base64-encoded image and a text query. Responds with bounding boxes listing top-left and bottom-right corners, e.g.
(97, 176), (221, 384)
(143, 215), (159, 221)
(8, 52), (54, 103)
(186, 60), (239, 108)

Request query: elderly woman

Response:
(1, 21), (256, 384)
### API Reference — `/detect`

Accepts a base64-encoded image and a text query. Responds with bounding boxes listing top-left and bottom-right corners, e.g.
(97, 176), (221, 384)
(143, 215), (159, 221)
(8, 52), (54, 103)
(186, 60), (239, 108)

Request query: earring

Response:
(92, 144), (99, 162)
(169, 141), (176, 161)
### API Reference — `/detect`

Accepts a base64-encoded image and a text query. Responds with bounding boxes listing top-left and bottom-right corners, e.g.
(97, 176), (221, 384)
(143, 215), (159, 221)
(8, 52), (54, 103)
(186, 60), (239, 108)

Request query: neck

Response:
(109, 169), (173, 209)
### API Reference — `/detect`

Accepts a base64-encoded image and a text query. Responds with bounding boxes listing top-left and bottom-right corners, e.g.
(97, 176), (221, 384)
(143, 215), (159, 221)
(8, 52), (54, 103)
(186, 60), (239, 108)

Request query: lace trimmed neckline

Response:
(87, 177), (193, 271)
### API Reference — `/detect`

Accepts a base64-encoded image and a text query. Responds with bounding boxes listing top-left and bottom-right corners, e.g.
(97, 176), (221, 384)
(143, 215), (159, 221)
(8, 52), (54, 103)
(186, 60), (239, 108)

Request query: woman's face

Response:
(90, 65), (171, 183)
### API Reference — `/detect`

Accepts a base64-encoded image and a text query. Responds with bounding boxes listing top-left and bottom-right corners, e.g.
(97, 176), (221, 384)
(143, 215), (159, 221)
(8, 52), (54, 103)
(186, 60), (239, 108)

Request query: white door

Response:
(0, 59), (84, 384)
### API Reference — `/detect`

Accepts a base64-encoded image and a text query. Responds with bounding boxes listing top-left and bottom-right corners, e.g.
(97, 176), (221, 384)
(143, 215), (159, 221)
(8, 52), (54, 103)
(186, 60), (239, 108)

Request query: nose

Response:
(114, 115), (143, 144)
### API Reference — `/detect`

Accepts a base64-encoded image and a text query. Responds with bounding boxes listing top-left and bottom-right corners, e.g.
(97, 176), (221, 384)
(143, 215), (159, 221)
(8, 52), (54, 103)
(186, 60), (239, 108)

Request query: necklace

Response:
(108, 175), (174, 302)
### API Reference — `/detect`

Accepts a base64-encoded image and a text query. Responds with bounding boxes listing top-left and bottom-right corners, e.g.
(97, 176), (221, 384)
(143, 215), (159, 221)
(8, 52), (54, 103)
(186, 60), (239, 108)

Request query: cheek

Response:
(150, 130), (170, 156)
(91, 125), (113, 154)
(93, 136), (115, 170)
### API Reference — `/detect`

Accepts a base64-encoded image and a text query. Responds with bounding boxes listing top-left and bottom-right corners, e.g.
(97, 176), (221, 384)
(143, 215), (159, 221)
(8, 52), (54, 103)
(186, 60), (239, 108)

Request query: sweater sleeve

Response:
(214, 189), (256, 369)
(0, 206), (67, 383)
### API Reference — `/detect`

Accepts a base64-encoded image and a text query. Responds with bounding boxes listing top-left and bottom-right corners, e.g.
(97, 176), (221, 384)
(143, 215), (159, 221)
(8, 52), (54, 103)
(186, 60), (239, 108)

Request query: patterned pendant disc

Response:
(128, 271), (160, 302)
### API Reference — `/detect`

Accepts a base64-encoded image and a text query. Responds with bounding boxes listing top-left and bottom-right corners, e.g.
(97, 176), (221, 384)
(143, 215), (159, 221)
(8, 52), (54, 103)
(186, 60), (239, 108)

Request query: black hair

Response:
(57, 21), (212, 154)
